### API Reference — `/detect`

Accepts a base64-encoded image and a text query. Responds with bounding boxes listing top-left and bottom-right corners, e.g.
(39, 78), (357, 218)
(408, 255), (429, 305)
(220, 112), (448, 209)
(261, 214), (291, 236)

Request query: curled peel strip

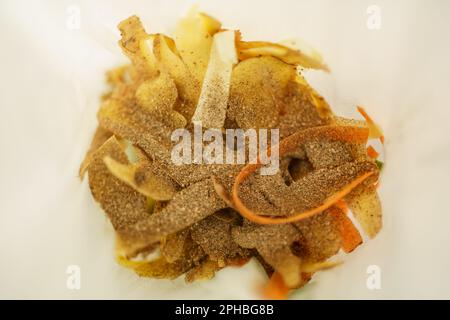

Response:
(231, 126), (374, 225)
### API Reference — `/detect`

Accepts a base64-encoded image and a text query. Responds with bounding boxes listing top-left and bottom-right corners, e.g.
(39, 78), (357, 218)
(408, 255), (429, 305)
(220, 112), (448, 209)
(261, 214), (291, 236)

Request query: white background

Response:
(1, 0), (450, 299)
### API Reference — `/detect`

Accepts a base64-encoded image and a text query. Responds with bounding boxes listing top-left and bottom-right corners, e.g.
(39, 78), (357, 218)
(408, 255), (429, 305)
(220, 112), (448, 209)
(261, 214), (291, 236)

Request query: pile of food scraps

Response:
(80, 9), (384, 299)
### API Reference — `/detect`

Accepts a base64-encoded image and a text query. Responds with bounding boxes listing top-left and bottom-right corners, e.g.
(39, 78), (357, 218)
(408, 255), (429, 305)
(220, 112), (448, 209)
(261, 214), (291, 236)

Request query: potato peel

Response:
(103, 156), (177, 201)
(118, 178), (227, 254)
(238, 39), (329, 72)
(174, 7), (222, 84)
(228, 56), (325, 136)
(117, 255), (191, 279)
(185, 259), (221, 283)
(135, 72), (187, 128)
(152, 34), (200, 121)
(118, 16), (158, 80)
(191, 30), (237, 128)
(294, 211), (341, 263)
(79, 126), (112, 178)
(232, 223), (303, 287)
(346, 185), (382, 238)
(86, 136), (150, 238)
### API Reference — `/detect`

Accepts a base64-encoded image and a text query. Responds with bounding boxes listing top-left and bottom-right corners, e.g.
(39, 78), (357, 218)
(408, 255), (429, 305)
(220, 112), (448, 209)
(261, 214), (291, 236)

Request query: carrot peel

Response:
(335, 199), (349, 213)
(232, 170), (373, 225)
(357, 106), (384, 144)
(329, 206), (363, 253)
(366, 145), (379, 159)
(262, 271), (289, 300)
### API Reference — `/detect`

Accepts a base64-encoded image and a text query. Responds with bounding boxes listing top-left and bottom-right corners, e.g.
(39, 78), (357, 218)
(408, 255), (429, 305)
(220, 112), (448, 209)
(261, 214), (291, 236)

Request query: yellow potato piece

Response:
(118, 16), (158, 80)
(185, 259), (221, 283)
(228, 56), (296, 130)
(135, 72), (187, 128)
(117, 255), (189, 279)
(151, 34), (200, 120)
(135, 72), (178, 113)
(228, 56), (325, 136)
(279, 38), (329, 71)
(139, 34), (159, 72)
(103, 155), (176, 201)
(238, 39), (329, 72)
(79, 126), (112, 178)
(295, 72), (333, 119)
(346, 186), (382, 238)
(160, 229), (190, 263)
(294, 211), (341, 263)
(174, 7), (222, 84)
(97, 99), (174, 154)
(232, 224), (303, 288)
(86, 136), (149, 232)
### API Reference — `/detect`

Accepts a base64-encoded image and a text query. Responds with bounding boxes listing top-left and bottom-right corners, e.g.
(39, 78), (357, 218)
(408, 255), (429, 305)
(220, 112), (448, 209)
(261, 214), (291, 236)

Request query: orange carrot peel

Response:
(329, 206), (363, 253)
(228, 258), (250, 267)
(262, 271), (289, 300)
(334, 199), (349, 213)
(366, 145), (379, 159)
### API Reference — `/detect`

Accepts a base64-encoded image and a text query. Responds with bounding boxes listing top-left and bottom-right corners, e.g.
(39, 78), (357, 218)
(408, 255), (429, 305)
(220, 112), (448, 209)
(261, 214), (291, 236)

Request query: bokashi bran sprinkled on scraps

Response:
(80, 8), (384, 299)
